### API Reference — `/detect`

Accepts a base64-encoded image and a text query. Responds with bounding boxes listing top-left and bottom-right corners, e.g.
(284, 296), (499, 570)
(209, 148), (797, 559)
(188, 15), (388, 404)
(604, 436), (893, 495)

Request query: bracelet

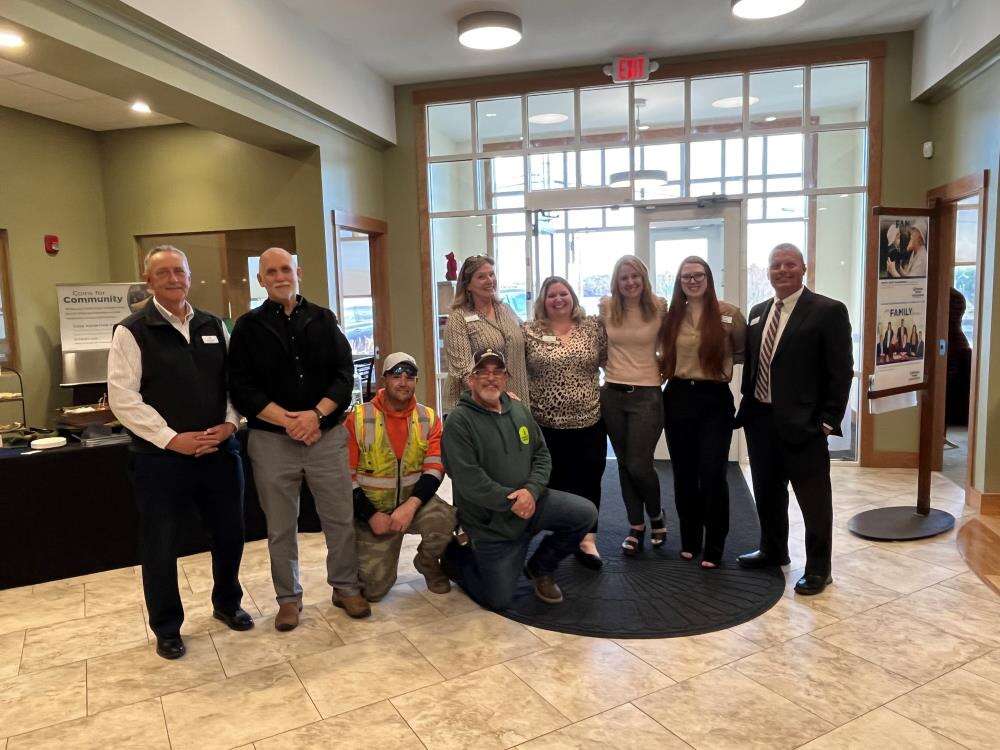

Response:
(312, 407), (325, 421)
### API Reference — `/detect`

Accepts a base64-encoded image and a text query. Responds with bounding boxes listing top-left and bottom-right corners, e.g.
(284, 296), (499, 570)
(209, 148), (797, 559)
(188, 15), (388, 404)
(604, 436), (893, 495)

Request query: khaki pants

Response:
(355, 496), (456, 601)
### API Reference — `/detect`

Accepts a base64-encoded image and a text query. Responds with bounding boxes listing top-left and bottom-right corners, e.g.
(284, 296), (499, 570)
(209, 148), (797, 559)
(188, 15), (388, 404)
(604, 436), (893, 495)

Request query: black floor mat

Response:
(498, 461), (785, 639)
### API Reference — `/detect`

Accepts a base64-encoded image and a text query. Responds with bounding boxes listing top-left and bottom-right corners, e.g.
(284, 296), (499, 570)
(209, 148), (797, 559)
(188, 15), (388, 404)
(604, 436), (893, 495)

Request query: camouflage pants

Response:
(355, 496), (457, 601)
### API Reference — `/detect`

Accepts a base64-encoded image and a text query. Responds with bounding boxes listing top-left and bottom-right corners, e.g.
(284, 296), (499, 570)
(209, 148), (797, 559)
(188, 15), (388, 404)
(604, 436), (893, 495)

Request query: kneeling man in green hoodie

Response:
(441, 348), (598, 609)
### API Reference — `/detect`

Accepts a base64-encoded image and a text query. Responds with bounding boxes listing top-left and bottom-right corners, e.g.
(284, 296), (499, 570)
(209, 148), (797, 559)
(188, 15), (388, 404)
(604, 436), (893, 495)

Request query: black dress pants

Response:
(663, 380), (735, 563)
(541, 421), (607, 532)
(742, 400), (833, 577)
(130, 439), (245, 638)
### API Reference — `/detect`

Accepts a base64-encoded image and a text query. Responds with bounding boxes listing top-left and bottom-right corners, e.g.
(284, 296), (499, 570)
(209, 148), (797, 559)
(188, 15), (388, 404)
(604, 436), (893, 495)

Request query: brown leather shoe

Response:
(414, 556), (451, 595)
(274, 602), (302, 632)
(523, 565), (563, 604)
(332, 589), (372, 619)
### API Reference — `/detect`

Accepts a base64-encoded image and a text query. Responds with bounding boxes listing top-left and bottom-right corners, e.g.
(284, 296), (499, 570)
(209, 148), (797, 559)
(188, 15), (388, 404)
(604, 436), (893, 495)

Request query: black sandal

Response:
(650, 514), (667, 547)
(621, 527), (645, 556)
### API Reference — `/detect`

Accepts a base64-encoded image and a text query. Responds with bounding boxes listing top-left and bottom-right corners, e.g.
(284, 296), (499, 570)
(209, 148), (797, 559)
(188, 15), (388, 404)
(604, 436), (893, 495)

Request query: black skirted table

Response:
(0, 431), (321, 589)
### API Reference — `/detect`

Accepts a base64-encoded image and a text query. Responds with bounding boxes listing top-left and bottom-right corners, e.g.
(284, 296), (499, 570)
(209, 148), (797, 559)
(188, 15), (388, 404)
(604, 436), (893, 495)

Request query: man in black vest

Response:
(735, 243), (853, 596)
(108, 245), (253, 660)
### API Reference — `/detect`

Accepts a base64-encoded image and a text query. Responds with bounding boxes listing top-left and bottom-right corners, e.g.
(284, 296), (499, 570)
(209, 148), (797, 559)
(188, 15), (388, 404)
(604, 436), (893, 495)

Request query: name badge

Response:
(721, 315), (733, 324)
(201, 335), (220, 344)
(463, 314), (479, 323)
(541, 335), (558, 343)
(749, 316), (761, 326)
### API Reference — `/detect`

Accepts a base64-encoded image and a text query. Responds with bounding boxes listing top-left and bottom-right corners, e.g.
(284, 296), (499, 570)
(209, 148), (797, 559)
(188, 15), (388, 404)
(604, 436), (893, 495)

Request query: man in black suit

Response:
(736, 243), (853, 595)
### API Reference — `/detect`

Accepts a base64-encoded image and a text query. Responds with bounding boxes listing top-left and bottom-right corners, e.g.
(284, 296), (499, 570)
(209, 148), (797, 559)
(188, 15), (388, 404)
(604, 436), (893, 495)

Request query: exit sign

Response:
(606, 54), (659, 83)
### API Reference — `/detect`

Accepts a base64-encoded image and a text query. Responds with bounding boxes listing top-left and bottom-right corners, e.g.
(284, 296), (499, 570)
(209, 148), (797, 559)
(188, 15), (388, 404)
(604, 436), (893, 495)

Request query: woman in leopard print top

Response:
(524, 276), (607, 568)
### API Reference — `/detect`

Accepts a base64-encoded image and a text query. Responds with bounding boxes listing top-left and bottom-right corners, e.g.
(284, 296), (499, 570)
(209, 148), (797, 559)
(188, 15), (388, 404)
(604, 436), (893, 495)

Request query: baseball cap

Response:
(472, 348), (506, 371)
(382, 352), (419, 376)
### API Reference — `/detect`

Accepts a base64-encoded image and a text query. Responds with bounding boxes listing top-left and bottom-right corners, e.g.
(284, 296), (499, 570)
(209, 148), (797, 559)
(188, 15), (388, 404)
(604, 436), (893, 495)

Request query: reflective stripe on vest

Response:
(354, 402), (435, 513)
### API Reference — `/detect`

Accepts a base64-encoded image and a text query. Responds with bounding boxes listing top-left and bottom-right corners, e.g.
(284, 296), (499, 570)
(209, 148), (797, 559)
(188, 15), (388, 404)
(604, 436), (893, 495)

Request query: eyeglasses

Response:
(680, 272), (707, 283)
(473, 368), (507, 380)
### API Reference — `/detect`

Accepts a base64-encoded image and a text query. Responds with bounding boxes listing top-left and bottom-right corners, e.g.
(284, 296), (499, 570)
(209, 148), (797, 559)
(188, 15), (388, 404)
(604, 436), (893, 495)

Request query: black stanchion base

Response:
(847, 506), (955, 541)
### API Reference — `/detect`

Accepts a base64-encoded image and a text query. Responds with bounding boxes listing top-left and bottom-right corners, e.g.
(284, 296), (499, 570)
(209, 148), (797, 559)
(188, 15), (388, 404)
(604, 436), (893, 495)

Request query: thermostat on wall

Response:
(922, 141), (934, 159)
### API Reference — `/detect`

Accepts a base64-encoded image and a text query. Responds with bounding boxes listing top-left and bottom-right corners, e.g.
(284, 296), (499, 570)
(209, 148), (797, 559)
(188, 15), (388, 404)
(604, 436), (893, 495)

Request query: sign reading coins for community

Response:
(872, 212), (932, 393)
(57, 282), (150, 352)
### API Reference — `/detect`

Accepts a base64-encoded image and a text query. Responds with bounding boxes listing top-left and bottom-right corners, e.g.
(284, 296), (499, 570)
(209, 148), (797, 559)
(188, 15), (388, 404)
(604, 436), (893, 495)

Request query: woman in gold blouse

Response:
(658, 256), (746, 568)
(442, 255), (529, 411)
(524, 276), (607, 568)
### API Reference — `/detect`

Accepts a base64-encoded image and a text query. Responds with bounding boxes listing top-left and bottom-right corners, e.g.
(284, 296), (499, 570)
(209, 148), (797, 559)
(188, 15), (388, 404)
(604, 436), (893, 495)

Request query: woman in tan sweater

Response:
(599, 255), (668, 556)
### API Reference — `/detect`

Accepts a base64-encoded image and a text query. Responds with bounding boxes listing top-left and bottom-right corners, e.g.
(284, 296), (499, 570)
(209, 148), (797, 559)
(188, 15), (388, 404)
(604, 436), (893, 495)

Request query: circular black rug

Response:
(500, 461), (785, 639)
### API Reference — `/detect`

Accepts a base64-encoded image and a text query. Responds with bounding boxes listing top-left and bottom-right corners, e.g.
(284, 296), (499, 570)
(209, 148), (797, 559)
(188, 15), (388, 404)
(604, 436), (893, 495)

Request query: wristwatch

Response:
(312, 407), (325, 421)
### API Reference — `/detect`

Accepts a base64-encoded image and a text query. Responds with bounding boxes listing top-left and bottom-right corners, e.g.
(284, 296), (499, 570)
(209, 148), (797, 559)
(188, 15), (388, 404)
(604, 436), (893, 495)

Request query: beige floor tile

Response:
(781, 568), (900, 619)
(0, 631), (24, 679)
(254, 700), (423, 749)
(402, 610), (547, 678)
(876, 539), (969, 572)
(879, 584), (1000, 648)
(86, 633), (225, 715)
(831, 547), (956, 593)
(888, 668), (1000, 748)
(517, 703), (689, 749)
(140, 587), (263, 639)
(291, 630), (442, 717)
(615, 629), (760, 682)
(812, 606), (988, 683)
(797, 706), (963, 748)
(527, 627), (609, 649)
(160, 662), (319, 750)
(83, 577), (144, 618)
(31, 567), (136, 592)
(963, 649), (1000, 684)
(504, 639), (673, 722)
(0, 662), (86, 738)
(318, 583), (443, 644)
(938, 571), (1000, 602)
(633, 666), (833, 749)
(407, 579), (480, 616)
(391, 664), (568, 749)
(0, 585), (85, 636)
(210, 606), (342, 677)
(6, 698), (169, 749)
(20, 605), (148, 673)
(732, 597), (838, 647)
(241, 564), (332, 618)
(732, 635), (915, 724)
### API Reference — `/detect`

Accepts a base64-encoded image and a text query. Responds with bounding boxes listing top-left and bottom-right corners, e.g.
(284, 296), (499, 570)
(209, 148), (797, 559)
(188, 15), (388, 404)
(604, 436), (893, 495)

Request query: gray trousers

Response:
(248, 425), (360, 602)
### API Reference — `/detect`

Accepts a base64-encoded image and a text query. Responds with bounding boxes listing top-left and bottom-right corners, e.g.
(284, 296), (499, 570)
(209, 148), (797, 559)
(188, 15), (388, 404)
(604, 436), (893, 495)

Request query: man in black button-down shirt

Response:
(229, 248), (370, 629)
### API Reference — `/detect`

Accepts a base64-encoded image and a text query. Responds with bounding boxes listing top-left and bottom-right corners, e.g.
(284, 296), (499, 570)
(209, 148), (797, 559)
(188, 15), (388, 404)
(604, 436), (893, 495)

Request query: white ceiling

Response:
(273, 0), (935, 85)
(0, 58), (180, 131)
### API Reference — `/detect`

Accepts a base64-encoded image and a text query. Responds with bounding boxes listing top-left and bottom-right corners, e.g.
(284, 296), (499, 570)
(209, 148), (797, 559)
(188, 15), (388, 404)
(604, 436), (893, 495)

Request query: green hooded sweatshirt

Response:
(441, 390), (551, 542)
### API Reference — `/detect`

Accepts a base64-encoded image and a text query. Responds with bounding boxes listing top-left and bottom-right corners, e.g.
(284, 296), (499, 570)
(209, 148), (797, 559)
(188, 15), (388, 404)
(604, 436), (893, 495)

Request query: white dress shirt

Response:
(757, 285), (804, 404)
(107, 297), (239, 450)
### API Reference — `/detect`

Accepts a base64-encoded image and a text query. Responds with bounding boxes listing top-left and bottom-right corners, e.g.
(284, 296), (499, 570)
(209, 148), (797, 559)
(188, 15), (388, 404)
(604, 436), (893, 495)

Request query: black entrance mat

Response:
(500, 461), (785, 639)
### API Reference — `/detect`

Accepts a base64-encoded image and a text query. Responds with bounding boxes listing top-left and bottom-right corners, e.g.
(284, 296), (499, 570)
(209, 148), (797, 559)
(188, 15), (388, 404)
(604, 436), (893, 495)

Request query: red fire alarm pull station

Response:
(44, 235), (60, 255)
(604, 54), (659, 83)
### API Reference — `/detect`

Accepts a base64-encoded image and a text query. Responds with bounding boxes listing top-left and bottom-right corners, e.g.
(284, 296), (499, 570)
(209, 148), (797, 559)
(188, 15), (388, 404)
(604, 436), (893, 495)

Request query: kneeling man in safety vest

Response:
(347, 352), (456, 601)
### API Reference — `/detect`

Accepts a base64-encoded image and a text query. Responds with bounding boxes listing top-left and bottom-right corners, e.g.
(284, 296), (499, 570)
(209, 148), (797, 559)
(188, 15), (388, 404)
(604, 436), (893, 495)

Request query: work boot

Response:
(414, 555), (451, 594)
(523, 563), (563, 604)
(332, 588), (372, 619)
(274, 602), (302, 632)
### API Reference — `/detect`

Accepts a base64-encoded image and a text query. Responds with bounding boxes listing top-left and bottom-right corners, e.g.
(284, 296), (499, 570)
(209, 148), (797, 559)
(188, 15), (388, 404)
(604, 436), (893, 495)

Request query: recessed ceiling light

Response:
(765, 116), (777, 122)
(0, 30), (25, 48)
(609, 169), (668, 188)
(131, 101), (152, 114)
(712, 96), (759, 109)
(484, 112), (497, 117)
(529, 112), (568, 125)
(731, 0), (806, 20)
(818, 207), (828, 211)
(636, 124), (651, 131)
(457, 11), (522, 50)
(793, 83), (804, 89)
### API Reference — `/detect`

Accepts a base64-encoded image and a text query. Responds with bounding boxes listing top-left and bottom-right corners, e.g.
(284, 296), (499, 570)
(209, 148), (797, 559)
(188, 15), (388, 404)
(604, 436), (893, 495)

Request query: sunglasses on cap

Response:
(385, 363), (419, 377)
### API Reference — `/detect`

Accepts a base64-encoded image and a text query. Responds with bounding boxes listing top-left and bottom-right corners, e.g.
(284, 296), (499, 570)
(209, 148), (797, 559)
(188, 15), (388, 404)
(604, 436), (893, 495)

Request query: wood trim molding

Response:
(863, 451), (919, 469)
(414, 110), (437, 412)
(332, 210), (387, 236)
(331, 210), (392, 360)
(966, 486), (1000, 515)
(0, 230), (19, 371)
(927, 170), (987, 204)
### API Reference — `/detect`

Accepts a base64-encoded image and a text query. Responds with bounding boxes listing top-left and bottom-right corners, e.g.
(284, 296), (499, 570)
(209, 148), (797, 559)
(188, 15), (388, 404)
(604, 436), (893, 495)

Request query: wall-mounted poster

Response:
(57, 282), (150, 352)
(872, 213), (932, 392)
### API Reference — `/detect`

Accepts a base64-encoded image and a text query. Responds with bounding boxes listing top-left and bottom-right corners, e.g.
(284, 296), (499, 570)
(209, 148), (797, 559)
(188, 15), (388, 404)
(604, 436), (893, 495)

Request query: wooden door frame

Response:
(0, 230), (19, 371)
(926, 170), (990, 493)
(331, 210), (391, 363)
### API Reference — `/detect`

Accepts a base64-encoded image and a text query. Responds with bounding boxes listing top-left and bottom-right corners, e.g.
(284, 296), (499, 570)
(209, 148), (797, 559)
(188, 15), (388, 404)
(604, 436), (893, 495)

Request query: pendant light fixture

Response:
(457, 11), (522, 50)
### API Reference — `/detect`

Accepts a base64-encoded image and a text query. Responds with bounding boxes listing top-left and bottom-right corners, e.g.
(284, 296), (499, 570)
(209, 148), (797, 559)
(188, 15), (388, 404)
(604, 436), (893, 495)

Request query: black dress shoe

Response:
(155, 635), (186, 660)
(212, 608), (255, 631)
(737, 550), (791, 569)
(574, 548), (604, 570)
(794, 574), (833, 595)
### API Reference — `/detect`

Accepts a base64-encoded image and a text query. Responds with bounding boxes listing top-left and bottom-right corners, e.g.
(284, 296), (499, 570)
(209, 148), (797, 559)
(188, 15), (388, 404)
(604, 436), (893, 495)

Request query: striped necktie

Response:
(754, 300), (784, 402)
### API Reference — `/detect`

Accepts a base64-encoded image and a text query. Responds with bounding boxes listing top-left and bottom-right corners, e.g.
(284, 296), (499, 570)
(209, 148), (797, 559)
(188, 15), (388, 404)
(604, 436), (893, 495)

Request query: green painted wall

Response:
(0, 106), (110, 425)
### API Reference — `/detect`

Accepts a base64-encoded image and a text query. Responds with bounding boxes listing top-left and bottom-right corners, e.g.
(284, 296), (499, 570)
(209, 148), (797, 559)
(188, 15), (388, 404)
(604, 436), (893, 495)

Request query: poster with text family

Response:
(873, 214), (931, 391)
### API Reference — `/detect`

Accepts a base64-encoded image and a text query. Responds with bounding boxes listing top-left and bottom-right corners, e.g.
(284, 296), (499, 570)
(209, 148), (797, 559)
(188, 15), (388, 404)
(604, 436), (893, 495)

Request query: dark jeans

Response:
(445, 489), (597, 611)
(130, 440), (245, 638)
(600, 384), (663, 526)
(742, 399), (833, 577)
(541, 421), (607, 532)
(663, 379), (735, 563)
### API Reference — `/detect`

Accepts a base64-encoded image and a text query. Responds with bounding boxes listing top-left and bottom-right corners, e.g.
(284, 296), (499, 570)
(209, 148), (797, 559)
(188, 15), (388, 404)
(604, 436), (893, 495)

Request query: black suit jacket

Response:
(736, 287), (853, 444)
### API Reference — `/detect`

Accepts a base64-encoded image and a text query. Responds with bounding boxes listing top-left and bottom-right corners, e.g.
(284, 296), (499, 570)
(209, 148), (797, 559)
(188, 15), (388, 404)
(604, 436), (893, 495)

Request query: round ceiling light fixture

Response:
(731, 0), (806, 20)
(130, 100), (152, 114)
(0, 30), (25, 48)
(457, 11), (522, 50)
(528, 112), (568, 125)
(609, 169), (668, 189)
(712, 95), (759, 109)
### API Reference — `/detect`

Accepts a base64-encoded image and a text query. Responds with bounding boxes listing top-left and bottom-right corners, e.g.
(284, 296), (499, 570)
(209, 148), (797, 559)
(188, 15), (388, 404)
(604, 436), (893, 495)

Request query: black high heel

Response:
(622, 526), (645, 556)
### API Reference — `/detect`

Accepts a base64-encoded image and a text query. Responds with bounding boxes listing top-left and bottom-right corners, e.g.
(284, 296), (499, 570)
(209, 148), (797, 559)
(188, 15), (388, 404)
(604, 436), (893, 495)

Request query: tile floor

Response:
(2, 466), (999, 749)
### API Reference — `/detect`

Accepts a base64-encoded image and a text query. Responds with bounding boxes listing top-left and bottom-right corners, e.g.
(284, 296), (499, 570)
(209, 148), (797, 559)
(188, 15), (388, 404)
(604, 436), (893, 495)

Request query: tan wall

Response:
(926, 59), (1000, 490)
(0, 106), (110, 424)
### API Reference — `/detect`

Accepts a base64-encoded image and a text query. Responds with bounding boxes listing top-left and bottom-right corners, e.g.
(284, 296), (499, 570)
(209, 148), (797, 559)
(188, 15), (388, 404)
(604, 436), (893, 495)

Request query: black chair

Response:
(354, 356), (376, 402)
